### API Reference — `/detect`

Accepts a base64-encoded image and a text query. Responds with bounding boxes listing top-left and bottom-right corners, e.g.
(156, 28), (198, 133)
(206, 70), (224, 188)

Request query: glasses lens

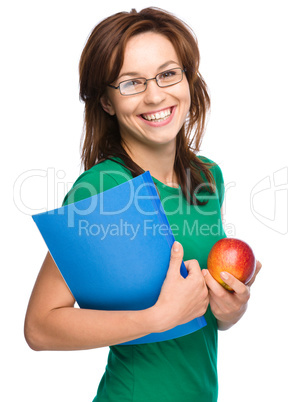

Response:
(157, 68), (183, 87)
(120, 78), (146, 95)
(117, 68), (183, 95)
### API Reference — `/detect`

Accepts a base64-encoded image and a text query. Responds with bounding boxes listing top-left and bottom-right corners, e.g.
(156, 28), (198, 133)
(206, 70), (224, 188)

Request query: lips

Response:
(141, 107), (173, 122)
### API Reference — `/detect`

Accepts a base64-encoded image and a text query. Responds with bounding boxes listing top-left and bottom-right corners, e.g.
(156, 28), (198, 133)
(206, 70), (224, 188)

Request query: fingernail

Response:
(202, 269), (208, 277)
(220, 272), (229, 280)
(173, 241), (180, 252)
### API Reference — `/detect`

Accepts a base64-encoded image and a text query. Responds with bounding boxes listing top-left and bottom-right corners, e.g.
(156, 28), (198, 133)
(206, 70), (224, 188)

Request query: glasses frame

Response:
(108, 67), (186, 96)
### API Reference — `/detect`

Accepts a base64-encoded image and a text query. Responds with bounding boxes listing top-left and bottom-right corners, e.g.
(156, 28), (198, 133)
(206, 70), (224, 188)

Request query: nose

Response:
(143, 79), (166, 105)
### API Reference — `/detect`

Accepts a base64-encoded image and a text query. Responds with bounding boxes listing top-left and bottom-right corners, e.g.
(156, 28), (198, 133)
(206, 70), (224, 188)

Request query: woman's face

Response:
(102, 32), (191, 154)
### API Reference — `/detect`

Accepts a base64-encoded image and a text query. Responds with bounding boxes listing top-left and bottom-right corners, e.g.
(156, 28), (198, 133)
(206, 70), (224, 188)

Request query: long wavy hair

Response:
(79, 7), (215, 204)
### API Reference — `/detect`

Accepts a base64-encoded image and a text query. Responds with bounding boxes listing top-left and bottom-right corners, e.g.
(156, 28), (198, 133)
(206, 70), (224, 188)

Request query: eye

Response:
(123, 78), (145, 88)
(158, 69), (177, 80)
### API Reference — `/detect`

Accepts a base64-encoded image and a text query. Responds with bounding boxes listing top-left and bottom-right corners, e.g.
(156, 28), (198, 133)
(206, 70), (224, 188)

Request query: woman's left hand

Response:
(202, 260), (262, 330)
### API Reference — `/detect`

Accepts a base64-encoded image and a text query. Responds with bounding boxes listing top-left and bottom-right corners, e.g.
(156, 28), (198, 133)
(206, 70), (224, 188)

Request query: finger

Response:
(166, 241), (184, 278)
(254, 260), (262, 276)
(246, 260), (262, 287)
(202, 269), (232, 310)
(202, 269), (229, 295)
(220, 272), (250, 300)
(184, 259), (204, 280)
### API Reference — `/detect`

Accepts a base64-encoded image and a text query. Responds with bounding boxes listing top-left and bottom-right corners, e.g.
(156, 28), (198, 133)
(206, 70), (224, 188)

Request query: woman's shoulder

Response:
(197, 154), (225, 206)
(62, 157), (133, 206)
(197, 154), (223, 180)
(197, 154), (220, 167)
(78, 157), (133, 184)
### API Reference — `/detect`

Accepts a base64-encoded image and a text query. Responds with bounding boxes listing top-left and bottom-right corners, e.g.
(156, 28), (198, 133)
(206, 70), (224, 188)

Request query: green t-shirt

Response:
(63, 156), (226, 402)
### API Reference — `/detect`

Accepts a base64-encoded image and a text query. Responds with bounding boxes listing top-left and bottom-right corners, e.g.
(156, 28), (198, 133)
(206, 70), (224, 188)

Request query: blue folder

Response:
(32, 171), (206, 345)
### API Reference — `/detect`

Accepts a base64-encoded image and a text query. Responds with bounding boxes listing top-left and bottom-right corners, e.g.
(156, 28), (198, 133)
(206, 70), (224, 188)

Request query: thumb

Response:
(167, 241), (184, 278)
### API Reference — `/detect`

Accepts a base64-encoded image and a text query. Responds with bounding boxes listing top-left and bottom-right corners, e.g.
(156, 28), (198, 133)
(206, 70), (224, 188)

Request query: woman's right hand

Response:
(152, 241), (209, 333)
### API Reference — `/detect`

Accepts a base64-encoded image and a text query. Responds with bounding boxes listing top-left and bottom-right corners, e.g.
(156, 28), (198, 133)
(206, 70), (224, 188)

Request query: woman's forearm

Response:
(217, 319), (235, 331)
(25, 305), (160, 351)
(216, 302), (248, 331)
(25, 244), (209, 351)
(24, 252), (166, 351)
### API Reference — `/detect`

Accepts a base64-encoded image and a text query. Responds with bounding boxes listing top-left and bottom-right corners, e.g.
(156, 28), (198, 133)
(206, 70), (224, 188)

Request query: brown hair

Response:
(79, 7), (216, 203)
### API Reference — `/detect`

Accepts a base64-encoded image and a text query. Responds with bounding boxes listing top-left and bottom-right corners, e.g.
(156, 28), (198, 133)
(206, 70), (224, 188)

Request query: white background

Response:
(2, 0), (300, 401)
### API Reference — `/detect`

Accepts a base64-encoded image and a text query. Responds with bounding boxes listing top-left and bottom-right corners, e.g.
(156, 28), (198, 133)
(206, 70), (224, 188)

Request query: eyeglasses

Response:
(108, 67), (186, 96)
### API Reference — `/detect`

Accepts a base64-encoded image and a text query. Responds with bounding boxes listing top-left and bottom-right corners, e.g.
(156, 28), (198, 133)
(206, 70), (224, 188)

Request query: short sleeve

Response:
(62, 170), (119, 206)
(213, 163), (225, 208)
(197, 155), (225, 208)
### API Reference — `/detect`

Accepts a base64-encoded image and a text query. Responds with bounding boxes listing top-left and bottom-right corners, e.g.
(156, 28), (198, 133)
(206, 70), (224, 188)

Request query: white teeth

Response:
(142, 108), (172, 121)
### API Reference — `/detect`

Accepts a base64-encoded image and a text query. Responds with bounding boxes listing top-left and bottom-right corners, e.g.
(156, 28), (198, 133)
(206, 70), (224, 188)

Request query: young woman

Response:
(25, 7), (261, 402)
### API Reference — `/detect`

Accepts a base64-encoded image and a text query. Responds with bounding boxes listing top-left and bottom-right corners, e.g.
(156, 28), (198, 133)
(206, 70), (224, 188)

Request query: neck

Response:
(123, 140), (178, 187)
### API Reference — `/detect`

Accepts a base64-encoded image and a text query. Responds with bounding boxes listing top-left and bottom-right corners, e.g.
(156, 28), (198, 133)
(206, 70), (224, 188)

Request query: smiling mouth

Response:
(141, 107), (173, 122)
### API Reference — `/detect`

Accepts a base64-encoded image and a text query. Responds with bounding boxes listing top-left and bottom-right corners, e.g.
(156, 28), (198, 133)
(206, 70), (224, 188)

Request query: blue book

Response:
(32, 171), (206, 345)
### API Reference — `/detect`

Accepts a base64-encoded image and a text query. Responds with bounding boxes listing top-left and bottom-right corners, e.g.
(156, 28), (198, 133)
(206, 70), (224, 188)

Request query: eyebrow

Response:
(117, 60), (180, 80)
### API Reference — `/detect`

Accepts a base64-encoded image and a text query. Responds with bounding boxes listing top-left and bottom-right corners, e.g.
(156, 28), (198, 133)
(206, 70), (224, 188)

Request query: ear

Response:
(100, 94), (115, 116)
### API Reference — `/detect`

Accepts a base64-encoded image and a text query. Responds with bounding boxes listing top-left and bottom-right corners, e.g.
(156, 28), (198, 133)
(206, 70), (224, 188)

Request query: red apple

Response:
(207, 238), (256, 291)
